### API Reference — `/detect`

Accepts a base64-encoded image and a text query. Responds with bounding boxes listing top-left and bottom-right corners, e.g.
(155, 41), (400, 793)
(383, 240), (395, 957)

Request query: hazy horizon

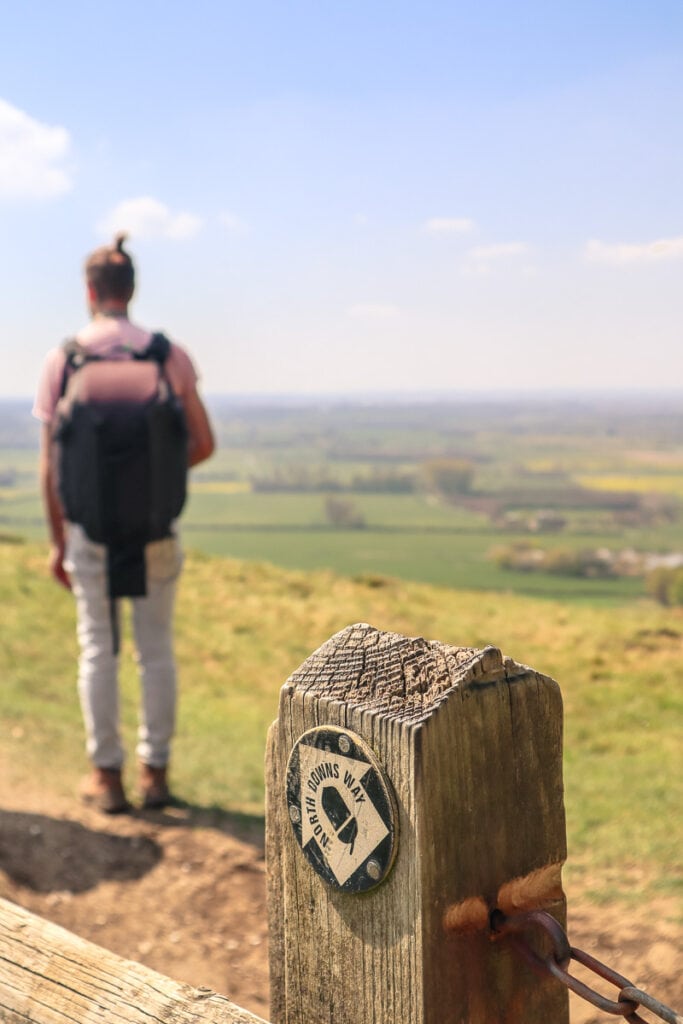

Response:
(5, 386), (683, 408)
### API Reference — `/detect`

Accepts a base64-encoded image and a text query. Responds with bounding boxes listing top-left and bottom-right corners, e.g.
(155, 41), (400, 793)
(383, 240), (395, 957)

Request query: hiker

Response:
(33, 234), (215, 814)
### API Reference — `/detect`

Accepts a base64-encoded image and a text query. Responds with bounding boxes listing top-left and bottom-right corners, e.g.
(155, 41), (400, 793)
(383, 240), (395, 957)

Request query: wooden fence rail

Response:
(0, 624), (568, 1023)
(0, 897), (267, 1023)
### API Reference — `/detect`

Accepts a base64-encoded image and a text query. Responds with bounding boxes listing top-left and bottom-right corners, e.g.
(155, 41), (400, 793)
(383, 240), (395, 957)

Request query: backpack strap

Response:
(59, 338), (100, 398)
(59, 332), (174, 397)
(137, 332), (177, 397)
(137, 332), (172, 365)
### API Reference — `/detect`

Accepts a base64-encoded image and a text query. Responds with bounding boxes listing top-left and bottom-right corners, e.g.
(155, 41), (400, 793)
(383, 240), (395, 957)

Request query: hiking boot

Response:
(139, 763), (171, 810)
(79, 767), (130, 814)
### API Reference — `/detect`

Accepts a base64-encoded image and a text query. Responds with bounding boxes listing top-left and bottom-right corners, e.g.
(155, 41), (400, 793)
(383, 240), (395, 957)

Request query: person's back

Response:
(34, 234), (215, 813)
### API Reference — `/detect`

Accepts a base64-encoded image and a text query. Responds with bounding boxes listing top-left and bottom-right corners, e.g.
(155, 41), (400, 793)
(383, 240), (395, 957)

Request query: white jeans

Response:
(65, 524), (183, 770)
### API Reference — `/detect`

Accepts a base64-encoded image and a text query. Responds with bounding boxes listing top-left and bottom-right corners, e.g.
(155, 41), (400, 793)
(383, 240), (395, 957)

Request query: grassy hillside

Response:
(1, 539), (681, 905)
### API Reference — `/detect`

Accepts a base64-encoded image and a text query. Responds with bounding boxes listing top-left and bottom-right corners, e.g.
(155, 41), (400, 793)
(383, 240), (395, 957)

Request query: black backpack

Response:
(53, 333), (188, 646)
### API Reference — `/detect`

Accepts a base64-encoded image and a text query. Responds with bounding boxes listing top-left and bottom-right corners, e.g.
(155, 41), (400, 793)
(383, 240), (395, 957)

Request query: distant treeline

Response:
(250, 458), (478, 496)
(251, 467), (416, 494)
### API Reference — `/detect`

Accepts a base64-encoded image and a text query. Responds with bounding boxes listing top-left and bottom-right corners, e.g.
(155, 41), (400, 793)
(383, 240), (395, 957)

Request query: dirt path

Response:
(0, 777), (680, 1022)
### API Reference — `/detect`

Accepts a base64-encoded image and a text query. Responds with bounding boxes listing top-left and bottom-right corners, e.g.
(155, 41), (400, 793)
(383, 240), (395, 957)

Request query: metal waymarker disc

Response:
(286, 726), (398, 893)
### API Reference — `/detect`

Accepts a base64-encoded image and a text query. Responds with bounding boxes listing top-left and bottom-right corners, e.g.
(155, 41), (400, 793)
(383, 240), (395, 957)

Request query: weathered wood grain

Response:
(0, 896), (268, 1024)
(266, 623), (568, 1024)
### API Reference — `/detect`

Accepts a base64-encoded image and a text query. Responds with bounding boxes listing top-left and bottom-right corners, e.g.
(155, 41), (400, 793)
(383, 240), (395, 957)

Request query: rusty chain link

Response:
(490, 909), (682, 1024)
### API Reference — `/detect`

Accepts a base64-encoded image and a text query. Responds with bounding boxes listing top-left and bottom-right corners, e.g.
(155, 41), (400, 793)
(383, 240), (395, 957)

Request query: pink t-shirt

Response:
(33, 315), (198, 424)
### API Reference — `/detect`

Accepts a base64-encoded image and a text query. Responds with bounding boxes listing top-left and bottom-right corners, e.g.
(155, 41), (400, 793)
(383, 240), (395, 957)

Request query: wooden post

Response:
(266, 623), (568, 1024)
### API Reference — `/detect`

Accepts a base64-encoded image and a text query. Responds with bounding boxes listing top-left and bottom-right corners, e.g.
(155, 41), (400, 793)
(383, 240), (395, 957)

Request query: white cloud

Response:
(219, 211), (249, 234)
(585, 236), (683, 265)
(98, 197), (203, 240)
(347, 303), (401, 320)
(0, 98), (72, 199)
(423, 217), (475, 234)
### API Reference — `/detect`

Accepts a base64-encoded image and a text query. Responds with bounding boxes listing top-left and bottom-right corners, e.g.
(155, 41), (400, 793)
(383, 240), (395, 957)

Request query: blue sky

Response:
(2, 1), (682, 396)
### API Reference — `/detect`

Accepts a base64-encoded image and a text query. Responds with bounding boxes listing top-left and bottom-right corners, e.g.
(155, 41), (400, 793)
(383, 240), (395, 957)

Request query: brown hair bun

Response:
(85, 234), (135, 301)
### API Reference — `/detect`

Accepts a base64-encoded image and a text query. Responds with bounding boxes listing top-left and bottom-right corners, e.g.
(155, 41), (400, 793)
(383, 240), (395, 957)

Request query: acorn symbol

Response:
(321, 785), (358, 855)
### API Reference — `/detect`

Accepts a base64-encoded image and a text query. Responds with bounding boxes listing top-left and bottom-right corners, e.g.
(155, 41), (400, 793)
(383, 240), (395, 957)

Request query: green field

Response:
(182, 523), (644, 602)
(2, 481), (650, 602)
(5, 394), (683, 605)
